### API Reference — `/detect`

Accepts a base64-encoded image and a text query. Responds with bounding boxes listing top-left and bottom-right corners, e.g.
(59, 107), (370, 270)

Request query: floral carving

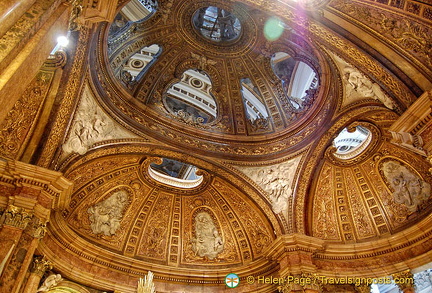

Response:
(0, 71), (53, 159)
(313, 163), (340, 240)
(330, 0), (432, 70)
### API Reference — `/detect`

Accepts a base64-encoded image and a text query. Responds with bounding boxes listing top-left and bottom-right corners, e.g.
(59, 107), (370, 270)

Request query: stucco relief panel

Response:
(312, 162), (341, 240)
(137, 191), (174, 261)
(190, 211), (224, 260)
(67, 171), (150, 251)
(236, 156), (301, 215)
(382, 160), (430, 212)
(328, 51), (396, 110)
(62, 84), (138, 158)
(359, 144), (432, 231)
(181, 191), (241, 265)
(213, 178), (274, 258)
(88, 189), (129, 236)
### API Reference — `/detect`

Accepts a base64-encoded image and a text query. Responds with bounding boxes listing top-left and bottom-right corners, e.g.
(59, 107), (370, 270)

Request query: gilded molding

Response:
(37, 27), (91, 169)
(0, 70), (55, 160)
(329, 0), (432, 79)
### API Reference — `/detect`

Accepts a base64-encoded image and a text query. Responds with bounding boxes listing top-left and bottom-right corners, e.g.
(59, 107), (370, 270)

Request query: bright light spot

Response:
(57, 36), (69, 47)
(264, 17), (284, 41)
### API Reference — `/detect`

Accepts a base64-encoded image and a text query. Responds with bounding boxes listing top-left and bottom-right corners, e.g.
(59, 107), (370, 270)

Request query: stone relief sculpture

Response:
(62, 85), (137, 157)
(37, 274), (63, 292)
(190, 212), (224, 260)
(237, 156), (301, 214)
(342, 66), (395, 110)
(329, 52), (396, 110)
(382, 160), (431, 213)
(88, 190), (129, 236)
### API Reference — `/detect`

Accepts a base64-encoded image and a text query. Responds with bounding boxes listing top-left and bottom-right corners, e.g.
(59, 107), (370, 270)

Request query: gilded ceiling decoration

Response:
(309, 139), (432, 242)
(90, 0), (338, 160)
(43, 148), (281, 286)
(13, 0), (431, 291)
(329, 0), (432, 78)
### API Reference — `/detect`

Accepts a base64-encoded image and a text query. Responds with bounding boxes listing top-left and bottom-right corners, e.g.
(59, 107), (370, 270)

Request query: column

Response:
(0, 0), (37, 38)
(22, 256), (52, 293)
(392, 270), (416, 293)
(0, 157), (72, 293)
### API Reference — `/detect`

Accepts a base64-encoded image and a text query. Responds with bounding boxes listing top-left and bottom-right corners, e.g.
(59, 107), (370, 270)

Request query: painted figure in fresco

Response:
(190, 212), (224, 260)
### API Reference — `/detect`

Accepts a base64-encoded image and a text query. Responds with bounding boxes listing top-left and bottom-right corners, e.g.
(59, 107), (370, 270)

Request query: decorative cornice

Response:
(0, 157), (73, 211)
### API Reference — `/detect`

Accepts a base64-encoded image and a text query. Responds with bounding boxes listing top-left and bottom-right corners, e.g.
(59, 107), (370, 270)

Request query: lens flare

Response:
(264, 17), (284, 41)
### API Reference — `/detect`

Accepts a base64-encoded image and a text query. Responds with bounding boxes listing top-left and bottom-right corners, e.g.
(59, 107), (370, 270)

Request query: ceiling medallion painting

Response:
(91, 0), (336, 159)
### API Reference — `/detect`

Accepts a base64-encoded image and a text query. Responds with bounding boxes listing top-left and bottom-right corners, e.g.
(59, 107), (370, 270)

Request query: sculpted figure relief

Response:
(190, 212), (224, 260)
(382, 161), (431, 213)
(238, 157), (301, 214)
(343, 66), (396, 110)
(62, 85), (136, 156)
(88, 190), (129, 236)
(37, 274), (63, 292)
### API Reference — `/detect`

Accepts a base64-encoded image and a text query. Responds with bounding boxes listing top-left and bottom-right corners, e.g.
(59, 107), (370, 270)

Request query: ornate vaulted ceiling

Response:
(14, 0), (431, 292)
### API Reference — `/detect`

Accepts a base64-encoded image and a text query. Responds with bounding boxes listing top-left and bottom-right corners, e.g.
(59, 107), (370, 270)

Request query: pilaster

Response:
(0, 157), (72, 293)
